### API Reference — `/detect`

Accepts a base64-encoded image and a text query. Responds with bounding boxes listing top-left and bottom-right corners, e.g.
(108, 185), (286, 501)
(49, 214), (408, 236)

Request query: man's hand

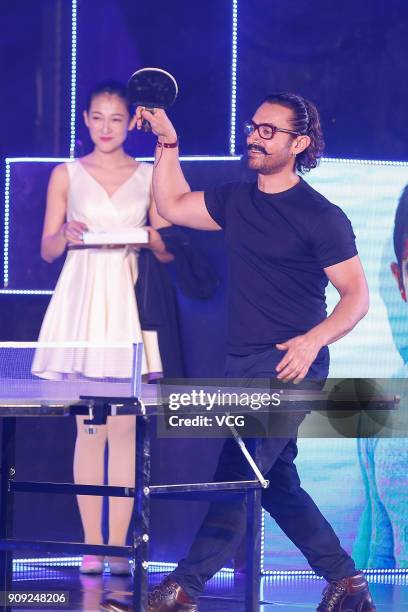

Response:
(129, 107), (178, 144)
(145, 226), (165, 253)
(144, 226), (174, 262)
(275, 333), (322, 383)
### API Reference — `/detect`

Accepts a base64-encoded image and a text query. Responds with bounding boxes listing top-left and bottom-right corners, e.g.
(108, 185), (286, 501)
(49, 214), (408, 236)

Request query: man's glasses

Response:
(244, 120), (300, 140)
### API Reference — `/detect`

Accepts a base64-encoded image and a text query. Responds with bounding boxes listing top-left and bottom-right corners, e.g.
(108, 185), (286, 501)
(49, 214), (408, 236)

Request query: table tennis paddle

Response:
(127, 67), (178, 131)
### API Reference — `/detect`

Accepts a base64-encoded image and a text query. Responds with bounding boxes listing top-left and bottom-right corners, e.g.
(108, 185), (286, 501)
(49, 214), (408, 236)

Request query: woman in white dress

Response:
(32, 81), (173, 574)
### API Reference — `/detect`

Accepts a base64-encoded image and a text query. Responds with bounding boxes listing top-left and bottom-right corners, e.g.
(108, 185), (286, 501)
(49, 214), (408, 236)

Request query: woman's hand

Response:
(60, 221), (88, 245)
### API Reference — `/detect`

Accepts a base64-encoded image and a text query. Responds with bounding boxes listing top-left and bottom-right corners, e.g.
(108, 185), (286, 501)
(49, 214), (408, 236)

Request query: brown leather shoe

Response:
(148, 580), (198, 611)
(317, 571), (376, 611)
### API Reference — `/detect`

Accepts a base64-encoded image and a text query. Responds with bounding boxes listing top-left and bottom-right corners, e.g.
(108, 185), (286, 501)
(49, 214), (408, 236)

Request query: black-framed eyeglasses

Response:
(244, 119), (300, 140)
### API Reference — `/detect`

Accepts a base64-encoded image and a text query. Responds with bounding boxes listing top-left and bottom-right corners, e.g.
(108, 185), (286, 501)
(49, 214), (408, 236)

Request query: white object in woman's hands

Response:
(82, 227), (149, 246)
(62, 220), (88, 245)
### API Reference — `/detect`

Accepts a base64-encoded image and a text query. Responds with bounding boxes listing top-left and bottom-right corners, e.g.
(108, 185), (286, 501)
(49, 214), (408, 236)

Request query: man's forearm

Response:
(152, 141), (191, 220)
(139, 108), (217, 230)
(306, 291), (369, 348)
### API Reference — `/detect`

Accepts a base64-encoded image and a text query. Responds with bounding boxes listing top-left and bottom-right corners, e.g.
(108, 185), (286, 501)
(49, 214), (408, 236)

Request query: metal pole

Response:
(131, 342), (143, 399)
(245, 486), (261, 612)
(133, 403), (150, 611)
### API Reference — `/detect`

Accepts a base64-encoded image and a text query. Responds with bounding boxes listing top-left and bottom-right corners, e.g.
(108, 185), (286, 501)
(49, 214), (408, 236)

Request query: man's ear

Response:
(293, 134), (311, 155)
(391, 262), (407, 301)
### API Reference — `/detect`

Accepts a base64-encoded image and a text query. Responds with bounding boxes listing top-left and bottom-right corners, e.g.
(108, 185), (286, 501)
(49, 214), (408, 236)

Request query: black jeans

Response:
(171, 346), (356, 597)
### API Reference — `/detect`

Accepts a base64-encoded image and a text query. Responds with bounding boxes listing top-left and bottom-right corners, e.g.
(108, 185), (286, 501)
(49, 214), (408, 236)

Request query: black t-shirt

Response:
(204, 178), (357, 355)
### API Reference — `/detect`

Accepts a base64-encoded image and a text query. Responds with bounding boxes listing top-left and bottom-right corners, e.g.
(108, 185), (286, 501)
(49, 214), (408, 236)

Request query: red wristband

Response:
(156, 139), (179, 149)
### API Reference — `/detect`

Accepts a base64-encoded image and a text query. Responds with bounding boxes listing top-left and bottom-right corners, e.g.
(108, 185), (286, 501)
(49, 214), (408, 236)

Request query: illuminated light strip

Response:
(149, 562), (233, 575)
(260, 509), (266, 574)
(180, 155), (241, 162)
(70, 0), (78, 157)
(2, 156), (240, 291)
(6, 156), (408, 166)
(322, 157), (408, 166)
(13, 557), (81, 565)
(5, 156), (241, 164)
(0, 289), (53, 296)
(5, 157), (74, 164)
(230, 0), (238, 155)
(362, 568), (408, 574)
(3, 160), (11, 287)
(12, 557), (234, 575)
(263, 570), (323, 577)
(3, 153), (71, 293)
(0, 341), (138, 348)
(148, 561), (177, 571)
(262, 568), (408, 576)
(3, 154), (407, 293)
(11, 555), (408, 576)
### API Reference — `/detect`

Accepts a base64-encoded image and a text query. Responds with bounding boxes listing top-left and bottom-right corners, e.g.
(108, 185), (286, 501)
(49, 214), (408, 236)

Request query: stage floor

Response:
(9, 566), (408, 610)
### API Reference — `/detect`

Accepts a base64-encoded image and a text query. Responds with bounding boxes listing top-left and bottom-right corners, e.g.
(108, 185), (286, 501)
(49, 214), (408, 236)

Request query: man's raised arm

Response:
(134, 107), (220, 230)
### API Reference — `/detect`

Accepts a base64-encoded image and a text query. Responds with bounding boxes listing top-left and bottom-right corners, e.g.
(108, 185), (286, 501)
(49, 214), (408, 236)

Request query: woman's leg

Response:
(73, 416), (107, 545)
(107, 415), (136, 547)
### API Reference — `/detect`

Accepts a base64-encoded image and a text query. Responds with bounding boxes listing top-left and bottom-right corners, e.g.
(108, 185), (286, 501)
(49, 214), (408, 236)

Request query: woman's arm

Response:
(41, 164), (87, 263)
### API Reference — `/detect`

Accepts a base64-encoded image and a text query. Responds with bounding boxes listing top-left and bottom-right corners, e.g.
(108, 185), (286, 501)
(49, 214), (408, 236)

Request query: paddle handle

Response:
(141, 107), (155, 132)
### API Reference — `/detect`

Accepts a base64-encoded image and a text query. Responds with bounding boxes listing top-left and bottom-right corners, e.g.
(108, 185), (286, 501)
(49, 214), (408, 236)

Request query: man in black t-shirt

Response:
(130, 94), (374, 612)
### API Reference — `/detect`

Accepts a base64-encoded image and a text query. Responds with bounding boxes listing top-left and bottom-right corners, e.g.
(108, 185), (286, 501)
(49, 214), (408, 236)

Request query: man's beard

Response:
(246, 146), (290, 175)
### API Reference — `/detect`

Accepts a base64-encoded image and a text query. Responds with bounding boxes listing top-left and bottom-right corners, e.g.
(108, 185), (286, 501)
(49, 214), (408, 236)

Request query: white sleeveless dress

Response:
(32, 160), (163, 380)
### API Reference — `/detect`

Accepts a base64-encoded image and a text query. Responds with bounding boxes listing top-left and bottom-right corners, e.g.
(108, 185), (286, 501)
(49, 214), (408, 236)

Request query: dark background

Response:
(2, 0), (408, 161)
(238, 0), (408, 160)
(1, 0), (408, 563)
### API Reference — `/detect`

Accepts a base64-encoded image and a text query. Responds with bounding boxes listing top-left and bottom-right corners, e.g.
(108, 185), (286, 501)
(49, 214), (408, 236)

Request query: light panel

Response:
(230, 0), (238, 155)
(70, 0), (78, 157)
